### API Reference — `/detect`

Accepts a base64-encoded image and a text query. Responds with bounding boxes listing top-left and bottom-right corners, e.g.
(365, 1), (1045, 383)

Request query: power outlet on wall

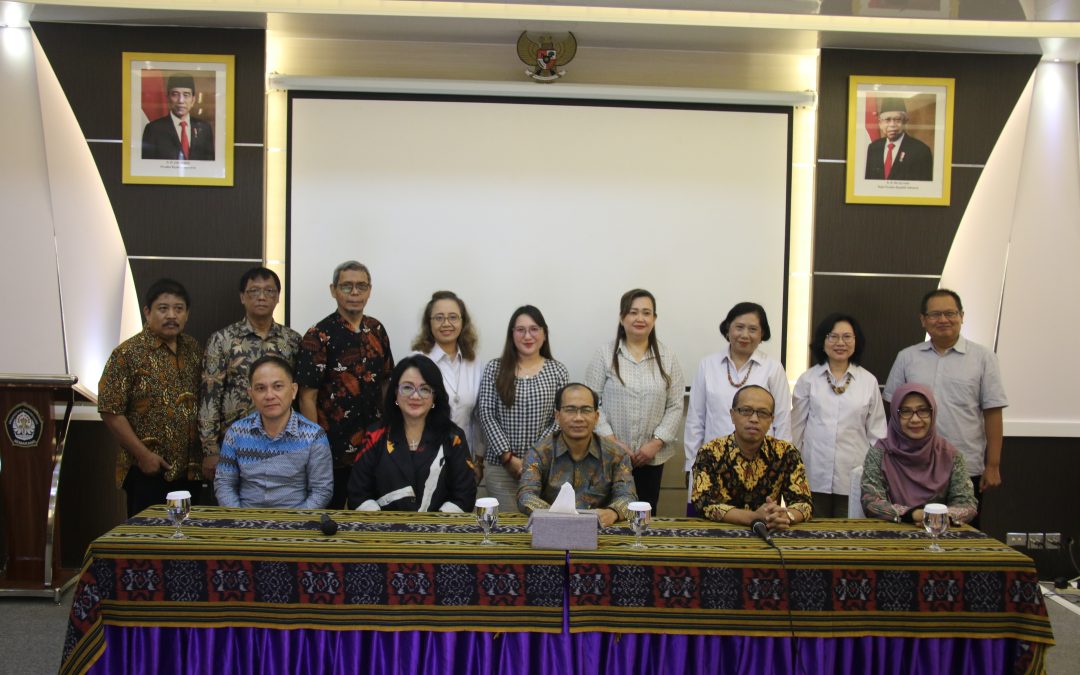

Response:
(1028, 533), (1045, 550)
(1006, 532), (1027, 547)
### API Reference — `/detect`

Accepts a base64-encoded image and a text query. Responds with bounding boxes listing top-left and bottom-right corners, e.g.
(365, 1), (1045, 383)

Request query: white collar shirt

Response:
(791, 363), (887, 495)
(418, 345), (484, 457)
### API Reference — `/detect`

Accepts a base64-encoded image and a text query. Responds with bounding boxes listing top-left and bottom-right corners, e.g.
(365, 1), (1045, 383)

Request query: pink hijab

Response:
(876, 383), (957, 507)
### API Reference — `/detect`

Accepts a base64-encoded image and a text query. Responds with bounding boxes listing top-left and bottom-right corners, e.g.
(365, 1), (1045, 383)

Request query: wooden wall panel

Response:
(87, 144), (263, 258)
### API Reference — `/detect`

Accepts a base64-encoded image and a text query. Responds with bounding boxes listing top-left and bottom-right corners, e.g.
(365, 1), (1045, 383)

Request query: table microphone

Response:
(751, 519), (775, 547)
(319, 513), (339, 536)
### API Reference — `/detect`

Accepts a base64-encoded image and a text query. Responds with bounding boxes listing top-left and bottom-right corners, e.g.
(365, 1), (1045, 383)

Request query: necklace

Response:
(407, 438), (421, 451)
(826, 370), (853, 395)
(441, 351), (462, 404)
(725, 359), (754, 387)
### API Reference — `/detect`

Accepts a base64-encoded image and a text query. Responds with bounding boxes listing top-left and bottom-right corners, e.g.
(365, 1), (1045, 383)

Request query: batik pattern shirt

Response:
(691, 434), (813, 523)
(294, 312), (393, 466)
(214, 410), (333, 509)
(98, 328), (202, 486)
(518, 432), (636, 521)
(199, 318), (301, 457)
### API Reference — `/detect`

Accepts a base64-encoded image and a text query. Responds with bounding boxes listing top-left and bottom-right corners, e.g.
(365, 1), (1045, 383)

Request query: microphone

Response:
(751, 519), (775, 547)
(319, 513), (339, 536)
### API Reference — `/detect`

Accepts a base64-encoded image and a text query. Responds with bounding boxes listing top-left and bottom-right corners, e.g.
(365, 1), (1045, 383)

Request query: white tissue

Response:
(549, 482), (578, 514)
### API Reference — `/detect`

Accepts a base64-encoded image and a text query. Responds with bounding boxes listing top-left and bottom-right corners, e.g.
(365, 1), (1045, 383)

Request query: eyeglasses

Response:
(337, 282), (371, 295)
(244, 288), (279, 299)
(897, 406), (932, 421)
(923, 310), (961, 320)
(431, 313), (461, 325)
(733, 406), (774, 420)
(514, 326), (543, 337)
(825, 333), (855, 343)
(398, 383), (434, 399)
(559, 406), (596, 417)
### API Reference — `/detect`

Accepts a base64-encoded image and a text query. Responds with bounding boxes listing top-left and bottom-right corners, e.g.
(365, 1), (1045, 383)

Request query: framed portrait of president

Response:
(845, 76), (954, 206)
(122, 52), (234, 186)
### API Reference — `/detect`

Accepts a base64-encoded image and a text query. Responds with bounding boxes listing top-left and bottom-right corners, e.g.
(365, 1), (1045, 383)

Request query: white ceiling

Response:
(17, 0), (1080, 56)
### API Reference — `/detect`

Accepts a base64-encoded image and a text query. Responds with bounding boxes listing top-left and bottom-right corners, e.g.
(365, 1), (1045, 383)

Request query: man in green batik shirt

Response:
(518, 383), (637, 527)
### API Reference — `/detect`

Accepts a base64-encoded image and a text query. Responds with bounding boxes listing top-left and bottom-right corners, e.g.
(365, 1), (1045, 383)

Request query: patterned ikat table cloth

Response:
(60, 508), (1054, 675)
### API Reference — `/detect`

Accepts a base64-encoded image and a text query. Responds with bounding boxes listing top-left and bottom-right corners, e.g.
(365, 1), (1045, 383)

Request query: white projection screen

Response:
(288, 94), (791, 382)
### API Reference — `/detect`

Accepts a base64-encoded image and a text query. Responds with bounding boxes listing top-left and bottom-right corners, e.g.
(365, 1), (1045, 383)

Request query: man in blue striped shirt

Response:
(215, 354), (333, 509)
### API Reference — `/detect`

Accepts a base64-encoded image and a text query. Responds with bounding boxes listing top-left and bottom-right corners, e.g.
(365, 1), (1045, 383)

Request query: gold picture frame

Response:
(122, 52), (234, 186)
(845, 75), (955, 206)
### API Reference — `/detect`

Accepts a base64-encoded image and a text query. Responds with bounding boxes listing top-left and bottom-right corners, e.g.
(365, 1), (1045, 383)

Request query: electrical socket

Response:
(1028, 533), (1045, 550)
(1006, 532), (1027, 547)
(1046, 533), (1061, 550)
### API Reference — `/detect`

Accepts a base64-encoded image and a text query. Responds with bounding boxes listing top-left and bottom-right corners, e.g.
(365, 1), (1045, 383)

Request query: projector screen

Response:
(288, 94), (791, 382)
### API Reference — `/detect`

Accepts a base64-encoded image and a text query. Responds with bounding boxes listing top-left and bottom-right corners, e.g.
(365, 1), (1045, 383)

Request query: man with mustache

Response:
(99, 279), (204, 517)
(691, 385), (813, 531)
(517, 383), (636, 527)
(198, 267), (301, 486)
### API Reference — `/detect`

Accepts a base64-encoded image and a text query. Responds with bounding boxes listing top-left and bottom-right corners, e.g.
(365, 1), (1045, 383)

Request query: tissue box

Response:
(529, 510), (599, 550)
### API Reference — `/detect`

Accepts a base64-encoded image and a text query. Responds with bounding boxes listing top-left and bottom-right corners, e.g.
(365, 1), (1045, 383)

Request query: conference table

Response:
(60, 507), (1054, 674)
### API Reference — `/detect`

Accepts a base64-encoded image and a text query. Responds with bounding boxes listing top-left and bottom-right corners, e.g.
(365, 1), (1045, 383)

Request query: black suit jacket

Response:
(347, 424), (476, 513)
(141, 115), (215, 161)
(864, 134), (933, 181)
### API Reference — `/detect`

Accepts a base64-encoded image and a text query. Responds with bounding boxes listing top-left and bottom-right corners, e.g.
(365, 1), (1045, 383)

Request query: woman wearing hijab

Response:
(860, 383), (977, 525)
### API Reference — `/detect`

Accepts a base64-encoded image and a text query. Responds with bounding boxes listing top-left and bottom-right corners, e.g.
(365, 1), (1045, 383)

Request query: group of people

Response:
(98, 259), (1005, 535)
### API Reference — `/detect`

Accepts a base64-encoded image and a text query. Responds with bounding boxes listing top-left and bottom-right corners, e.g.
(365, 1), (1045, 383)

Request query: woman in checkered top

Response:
(477, 305), (568, 512)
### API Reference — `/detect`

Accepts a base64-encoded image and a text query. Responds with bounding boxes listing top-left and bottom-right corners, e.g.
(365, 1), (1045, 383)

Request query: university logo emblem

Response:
(5, 403), (43, 448)
(517, 32), (578, 82)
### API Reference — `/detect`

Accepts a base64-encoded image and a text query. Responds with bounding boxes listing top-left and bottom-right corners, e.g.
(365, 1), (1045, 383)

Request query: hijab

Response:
(875, 383), (957, 507)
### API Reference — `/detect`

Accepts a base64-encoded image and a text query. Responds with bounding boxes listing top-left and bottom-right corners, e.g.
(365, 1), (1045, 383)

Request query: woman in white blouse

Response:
(585, 289), (684, 514)
(684, 302), (792, 476)
(792, 313), (886, 518)
(477, 305), (569, 513)
(411, 290), (483, 481)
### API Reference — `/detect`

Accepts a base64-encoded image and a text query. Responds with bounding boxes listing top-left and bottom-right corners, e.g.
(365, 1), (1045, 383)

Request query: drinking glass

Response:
(627, 501), (651, 549)
(922, 503), (949, 552)
(475, 497), (499, 546)
(165, 490), (192, 540)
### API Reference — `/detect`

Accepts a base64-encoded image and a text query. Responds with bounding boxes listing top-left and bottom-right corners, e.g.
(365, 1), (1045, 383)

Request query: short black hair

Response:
(719, 302), (771, 342)
(731, 384), (774, 410)
(248, 354), (295, 383)
(239, 267), (281, 293)
(921, 288), (964, 315)
(810, 313), (866, 366)
(143, 278), (190, 310)
(555, 383), (599, 410)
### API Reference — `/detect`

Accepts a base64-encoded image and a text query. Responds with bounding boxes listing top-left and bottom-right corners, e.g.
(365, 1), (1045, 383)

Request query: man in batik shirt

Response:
(518, 383), (636, 526)
(692, 385), (813, 531)
(295, 260), (394, 509)
(199, 267), (300, 483)
(99, 278), (203, 517)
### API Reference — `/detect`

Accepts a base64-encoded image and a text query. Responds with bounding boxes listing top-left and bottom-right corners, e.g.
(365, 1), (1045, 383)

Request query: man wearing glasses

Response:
(518, 383), (636, 527)
(295, 260), (394, 508)
(691, 385), (813, 530)
(883, 289), (1008, 518)
(199, 267), (301, 485)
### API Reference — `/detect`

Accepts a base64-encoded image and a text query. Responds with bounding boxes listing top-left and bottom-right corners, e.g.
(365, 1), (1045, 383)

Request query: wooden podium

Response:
(0, 374), (79, 602)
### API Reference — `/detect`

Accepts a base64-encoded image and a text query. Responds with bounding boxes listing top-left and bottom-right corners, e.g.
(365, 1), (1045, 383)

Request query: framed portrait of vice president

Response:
(845, 75), (954, 206)
(122, 52), (234, 186)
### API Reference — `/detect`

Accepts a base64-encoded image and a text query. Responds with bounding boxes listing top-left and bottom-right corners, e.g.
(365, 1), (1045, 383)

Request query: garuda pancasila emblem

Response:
(516, 31), (577, 82)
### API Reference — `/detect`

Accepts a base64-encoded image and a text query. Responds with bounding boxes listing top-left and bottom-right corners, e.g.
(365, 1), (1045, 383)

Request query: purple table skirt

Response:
(89, 625), (1027, 675)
